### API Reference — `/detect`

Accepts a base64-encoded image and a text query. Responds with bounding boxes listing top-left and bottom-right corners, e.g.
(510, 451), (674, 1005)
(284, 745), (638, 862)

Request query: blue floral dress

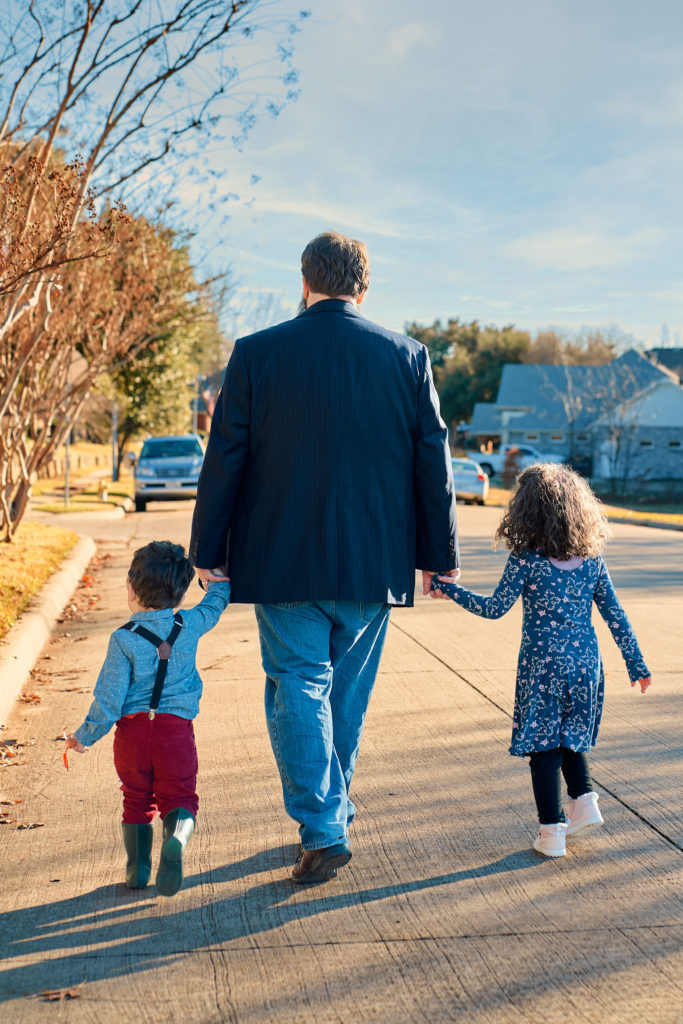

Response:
(433, 553), (649, 757)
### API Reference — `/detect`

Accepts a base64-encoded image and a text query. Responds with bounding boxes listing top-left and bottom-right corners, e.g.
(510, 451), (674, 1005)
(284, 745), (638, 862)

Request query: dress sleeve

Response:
(432, 554), (530, 619)
(593, 557), (649, 682)
(73, 632), (133, 747)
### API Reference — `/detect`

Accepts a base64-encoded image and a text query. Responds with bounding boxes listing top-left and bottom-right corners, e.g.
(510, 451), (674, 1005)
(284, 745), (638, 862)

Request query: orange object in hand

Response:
(62, 731), (69, 770)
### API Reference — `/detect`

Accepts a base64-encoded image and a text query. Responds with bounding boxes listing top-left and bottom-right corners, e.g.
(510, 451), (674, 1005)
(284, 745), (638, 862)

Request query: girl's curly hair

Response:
(495, 463), (609, 558)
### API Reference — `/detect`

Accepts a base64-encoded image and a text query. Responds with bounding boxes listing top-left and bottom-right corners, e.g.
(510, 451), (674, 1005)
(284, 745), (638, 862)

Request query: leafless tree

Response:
(0, 1), (307, 537)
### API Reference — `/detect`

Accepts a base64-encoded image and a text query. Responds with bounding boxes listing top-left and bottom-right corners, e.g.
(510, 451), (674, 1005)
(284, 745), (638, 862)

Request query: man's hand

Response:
(422, 567), (461, 598)
(197, 567), (230, 590)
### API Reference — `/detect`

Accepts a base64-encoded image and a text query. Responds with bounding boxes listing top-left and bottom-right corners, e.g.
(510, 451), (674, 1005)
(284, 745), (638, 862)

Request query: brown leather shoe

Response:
(291, 842), (352, 883)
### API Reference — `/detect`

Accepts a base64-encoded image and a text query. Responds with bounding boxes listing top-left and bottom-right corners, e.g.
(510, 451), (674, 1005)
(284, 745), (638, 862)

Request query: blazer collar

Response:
(300, 299), (362, 318)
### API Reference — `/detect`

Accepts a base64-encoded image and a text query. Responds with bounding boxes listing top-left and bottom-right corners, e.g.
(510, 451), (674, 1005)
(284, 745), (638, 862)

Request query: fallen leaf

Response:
(40, 981), (85, 1001)
(17, 822), (45, 830)
(0, 799), (22, 805)
(21, 693), (41, 705)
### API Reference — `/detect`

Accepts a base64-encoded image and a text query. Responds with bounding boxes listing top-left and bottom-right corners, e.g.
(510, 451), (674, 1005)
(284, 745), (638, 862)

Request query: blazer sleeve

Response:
(413, 346), (459, 571)
(190, 340), (251, 569)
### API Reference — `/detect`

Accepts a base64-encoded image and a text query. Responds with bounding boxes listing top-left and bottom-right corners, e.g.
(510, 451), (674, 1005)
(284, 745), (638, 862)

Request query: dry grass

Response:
(0, 523), (78, 640)
(486, 485), (683, 526)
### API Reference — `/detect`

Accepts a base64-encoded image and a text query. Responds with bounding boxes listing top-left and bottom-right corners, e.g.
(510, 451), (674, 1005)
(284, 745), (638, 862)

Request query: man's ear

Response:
(355, 291), (366, 307)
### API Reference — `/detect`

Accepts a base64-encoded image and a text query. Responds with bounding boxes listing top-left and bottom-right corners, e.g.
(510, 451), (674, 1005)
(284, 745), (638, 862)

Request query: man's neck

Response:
(306, 291), (356, 308)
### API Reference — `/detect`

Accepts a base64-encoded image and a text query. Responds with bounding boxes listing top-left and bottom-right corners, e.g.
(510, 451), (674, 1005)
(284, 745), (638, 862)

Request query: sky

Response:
(185, 0), (683, 346)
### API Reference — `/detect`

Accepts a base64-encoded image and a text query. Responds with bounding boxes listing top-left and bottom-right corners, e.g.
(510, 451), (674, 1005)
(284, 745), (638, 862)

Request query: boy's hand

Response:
(64, 733), (86, 753)
(632, 676), (652, 694)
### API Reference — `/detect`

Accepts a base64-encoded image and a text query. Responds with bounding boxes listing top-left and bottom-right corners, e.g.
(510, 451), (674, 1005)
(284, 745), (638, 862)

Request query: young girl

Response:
(434, 463), (651, 858)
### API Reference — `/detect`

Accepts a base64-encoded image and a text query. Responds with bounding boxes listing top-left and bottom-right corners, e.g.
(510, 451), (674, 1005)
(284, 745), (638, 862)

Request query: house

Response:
(468, 350), (683, 490)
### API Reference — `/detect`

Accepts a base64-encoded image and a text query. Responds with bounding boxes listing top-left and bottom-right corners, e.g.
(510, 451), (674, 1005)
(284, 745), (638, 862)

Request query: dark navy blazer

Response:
(190, 300), (458, 606)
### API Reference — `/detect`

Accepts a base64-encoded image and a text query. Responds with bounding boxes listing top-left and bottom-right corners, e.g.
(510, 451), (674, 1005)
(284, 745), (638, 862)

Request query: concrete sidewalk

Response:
(0, 506), (681, 1023)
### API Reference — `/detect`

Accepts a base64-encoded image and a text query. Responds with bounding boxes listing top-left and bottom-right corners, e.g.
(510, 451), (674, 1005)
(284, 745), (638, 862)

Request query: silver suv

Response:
(133, 434), (205, 512)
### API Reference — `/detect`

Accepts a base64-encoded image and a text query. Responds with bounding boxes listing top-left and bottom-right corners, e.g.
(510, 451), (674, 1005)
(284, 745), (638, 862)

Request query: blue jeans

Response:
(255, 601), (391, 850)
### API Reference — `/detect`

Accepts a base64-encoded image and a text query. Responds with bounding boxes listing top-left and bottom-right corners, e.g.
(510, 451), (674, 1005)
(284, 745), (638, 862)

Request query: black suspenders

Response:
(119, 612), (184, 720)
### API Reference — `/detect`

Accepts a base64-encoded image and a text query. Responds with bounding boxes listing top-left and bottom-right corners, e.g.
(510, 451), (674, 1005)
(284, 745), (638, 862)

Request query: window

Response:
(576, 434), (588, 442)
(669, 440), (681, 449)
(639, 440), (654, 448)
(550, 434), (564, 442)
(524, 434), (539, 441)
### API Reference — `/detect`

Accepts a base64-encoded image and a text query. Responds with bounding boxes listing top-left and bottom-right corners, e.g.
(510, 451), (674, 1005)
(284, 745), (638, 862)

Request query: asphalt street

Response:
(1, 502), (681, 1023)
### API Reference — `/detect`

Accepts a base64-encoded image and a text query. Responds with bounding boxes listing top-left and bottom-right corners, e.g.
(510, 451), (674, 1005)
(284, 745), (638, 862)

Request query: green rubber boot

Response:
(121, 823), (153, 889)
(156, 807), (195, 897)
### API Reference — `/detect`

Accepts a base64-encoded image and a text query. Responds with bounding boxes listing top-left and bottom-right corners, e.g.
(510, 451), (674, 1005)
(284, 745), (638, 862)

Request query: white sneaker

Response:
(533, 822), (568, 858)
(566, 792), (604, 839)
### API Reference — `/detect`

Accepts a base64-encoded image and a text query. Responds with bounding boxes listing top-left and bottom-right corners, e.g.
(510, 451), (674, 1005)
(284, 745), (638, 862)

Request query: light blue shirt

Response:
(74, 581), (230, 747)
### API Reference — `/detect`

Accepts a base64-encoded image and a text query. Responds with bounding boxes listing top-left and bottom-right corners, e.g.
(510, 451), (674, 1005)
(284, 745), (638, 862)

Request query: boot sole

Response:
(156, 837), (184, 897)
(292, 850), (352, 884)
(567, 820), (603, 840)
(533, 843), (565, 858)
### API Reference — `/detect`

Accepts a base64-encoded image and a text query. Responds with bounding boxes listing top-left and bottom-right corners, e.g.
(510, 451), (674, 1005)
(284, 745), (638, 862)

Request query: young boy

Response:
(66, 540), (230, 897)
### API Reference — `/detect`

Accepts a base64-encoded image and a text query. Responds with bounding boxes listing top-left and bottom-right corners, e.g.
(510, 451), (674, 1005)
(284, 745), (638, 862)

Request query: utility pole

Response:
(64, 430), (71, 507)
(192, 375), (200, 433)
(112, 401), (119, 483)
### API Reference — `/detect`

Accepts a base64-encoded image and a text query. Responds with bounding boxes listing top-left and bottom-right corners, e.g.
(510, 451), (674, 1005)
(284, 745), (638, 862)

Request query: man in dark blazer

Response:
(191, 232), (458, 883)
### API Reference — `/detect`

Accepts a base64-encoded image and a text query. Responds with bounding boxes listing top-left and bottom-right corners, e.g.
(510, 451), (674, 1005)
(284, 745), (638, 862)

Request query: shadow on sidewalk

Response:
(0, 848), (540, 1000)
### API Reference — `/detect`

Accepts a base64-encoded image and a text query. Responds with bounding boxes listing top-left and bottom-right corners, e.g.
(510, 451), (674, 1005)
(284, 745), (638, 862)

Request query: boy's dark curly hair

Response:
(495, 463), (609, 559)
(127, 541), (194, 609)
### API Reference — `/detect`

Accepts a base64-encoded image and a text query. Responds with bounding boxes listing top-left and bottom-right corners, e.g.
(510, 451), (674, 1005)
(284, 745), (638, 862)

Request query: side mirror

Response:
(127, 452), (137, 466)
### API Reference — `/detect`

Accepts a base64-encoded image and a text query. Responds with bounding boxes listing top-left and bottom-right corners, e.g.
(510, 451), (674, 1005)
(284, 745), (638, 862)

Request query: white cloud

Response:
(601, 82), (683, 127)
(505, 224), (668, 271)
(385, 22), (437, 61)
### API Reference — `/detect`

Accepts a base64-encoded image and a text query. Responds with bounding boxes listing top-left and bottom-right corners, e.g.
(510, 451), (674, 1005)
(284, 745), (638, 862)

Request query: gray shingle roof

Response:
(488, 351), (668, 431)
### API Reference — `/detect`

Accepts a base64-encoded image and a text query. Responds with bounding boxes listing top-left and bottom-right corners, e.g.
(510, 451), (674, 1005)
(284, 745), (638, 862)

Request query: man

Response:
(191, 232), (458, 883)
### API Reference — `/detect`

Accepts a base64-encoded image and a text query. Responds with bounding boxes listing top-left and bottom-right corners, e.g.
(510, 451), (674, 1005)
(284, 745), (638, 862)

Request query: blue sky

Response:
(187, 0), (683, 345)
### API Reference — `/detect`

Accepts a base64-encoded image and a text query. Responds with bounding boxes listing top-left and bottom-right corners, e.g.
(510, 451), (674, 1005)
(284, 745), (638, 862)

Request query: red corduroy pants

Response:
(113, 713), (199, 824)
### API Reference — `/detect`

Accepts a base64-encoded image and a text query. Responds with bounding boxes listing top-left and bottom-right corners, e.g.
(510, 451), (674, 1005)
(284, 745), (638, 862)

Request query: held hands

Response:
(632, 676), (652, 693)
(197, 567), (230, 590)
(423, 567), (460, 598)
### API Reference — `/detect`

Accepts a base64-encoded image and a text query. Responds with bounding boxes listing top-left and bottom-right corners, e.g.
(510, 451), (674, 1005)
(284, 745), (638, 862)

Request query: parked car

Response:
(133, 434), (205, 512)
(476, 444), (563, 480)
(451, 457), (489, 505)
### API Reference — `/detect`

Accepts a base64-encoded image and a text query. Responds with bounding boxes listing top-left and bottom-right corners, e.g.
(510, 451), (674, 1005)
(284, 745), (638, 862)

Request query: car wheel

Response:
(477, 499), (485, 506)
(135, 496), (146, 512)
(479, 463), (493, 478)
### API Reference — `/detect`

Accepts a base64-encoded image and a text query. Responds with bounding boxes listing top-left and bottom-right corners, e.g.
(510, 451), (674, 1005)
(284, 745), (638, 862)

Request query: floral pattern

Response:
(433, 553), (649, 756)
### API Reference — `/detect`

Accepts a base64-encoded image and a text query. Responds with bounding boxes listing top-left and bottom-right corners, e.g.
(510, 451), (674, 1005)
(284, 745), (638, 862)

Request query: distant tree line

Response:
(405, 318), (628, 433)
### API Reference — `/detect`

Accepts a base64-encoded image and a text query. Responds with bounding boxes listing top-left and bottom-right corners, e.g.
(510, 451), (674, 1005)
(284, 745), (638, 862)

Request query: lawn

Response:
(0, 522), (78, 641)
(486, 485), (683, 526)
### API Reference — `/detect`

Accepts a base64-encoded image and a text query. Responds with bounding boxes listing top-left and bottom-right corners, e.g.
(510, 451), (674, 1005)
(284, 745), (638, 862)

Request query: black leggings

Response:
(528, 747), (593, 824)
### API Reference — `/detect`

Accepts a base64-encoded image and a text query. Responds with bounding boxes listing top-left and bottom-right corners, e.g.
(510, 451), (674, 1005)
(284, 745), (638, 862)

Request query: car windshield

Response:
(140, 439), (203, 459)
(452, 460), (478, 473)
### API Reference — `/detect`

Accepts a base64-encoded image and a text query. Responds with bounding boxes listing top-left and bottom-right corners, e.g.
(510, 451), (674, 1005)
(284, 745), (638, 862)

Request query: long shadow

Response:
(0, 848), (539, 1000)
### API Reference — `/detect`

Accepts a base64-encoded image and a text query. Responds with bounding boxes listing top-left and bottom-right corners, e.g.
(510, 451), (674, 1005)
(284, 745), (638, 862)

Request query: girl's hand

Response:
(632, 676), (652, 693)
(65, 733), (86, 753)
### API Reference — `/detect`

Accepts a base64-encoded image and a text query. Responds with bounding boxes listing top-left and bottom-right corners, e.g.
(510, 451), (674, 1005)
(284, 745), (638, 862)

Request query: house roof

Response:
(489, 351), (670, 431)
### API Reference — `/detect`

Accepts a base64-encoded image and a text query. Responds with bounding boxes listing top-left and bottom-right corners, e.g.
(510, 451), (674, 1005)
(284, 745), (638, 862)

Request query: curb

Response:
(0, 534), (97, 730)
(606, 515), (683, 533)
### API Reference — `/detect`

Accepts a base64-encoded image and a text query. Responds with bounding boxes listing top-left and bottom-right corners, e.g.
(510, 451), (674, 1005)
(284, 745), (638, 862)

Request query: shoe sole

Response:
(292, 850), (352, 884)
(533, 843), (565, 858)
(567, 820), (603, 840)
(156, 837), (184, 897)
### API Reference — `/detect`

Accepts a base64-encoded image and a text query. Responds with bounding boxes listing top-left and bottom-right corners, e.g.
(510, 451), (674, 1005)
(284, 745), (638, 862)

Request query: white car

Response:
(451, 457), (489, 505)
(133, 434), (205, 512)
